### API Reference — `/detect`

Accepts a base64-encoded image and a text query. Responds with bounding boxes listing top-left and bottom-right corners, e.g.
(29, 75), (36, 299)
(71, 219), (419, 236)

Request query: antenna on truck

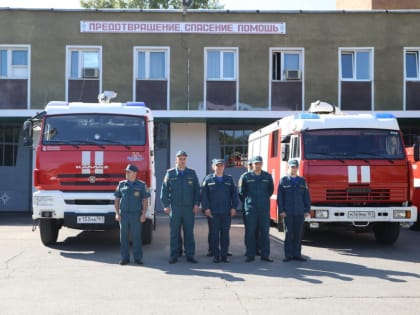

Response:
(309, 100), (341, 115)
(98, 91), (117, 103)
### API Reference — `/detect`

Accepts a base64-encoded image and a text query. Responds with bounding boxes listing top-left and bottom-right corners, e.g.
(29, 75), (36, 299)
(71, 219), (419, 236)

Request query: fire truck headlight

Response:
(393, 210), (409, 219)
(35, 196), (54, 207)
(314, 210), (329, 219)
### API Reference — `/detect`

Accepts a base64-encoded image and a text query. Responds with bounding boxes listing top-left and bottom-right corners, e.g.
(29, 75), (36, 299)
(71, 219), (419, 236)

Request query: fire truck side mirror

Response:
(281, 143), (289, 161)
(23, 120), (33, 146)
(414, 143), (420, 162)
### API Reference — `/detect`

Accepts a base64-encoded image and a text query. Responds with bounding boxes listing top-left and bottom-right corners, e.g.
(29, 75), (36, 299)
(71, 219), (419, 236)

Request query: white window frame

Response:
(204, 47), (239, 110)
(65, 45), (102, 102)
(339, 48), (373, 82)
(338, 47), (374, 110)
(133, 46), (170, 109)
(403, 47), (420, 110)
(269, 47), (305, 111)
(0, 45), (30, 79)
(205, 47), (238, 81)
(270, 49), (303, 81)
(134, 47), (169, 80)
(0, 44), (31, 109)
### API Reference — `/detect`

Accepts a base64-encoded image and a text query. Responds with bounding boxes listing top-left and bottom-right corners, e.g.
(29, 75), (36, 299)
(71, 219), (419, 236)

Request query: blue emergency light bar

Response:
(294, 113), (320, 119)
(374, 113), (395, 119)
(125, 102), (146, 107)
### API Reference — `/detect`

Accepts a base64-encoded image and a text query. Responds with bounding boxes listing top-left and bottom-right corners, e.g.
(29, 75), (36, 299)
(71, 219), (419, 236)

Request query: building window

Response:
(68, 48), (100, 79)
(66, 46), (101, 102)
(340, 50), (371, 81)
(205, 48), (238, 110)
(0, 47), (29, 78)
(339, 48), (373, 110)
(0, 124), (19, 166)
(272, 51), (302, 81)
(137, 50), (168, 80)
(270, 48), (304, 111)
(134, 47), (169, 110)
(406, 51), (419, 80)
(218, 129), (252, 168)
(405, 48), (420, 110)
(207, 50), (236, 80)
(0, 45), (30, 109)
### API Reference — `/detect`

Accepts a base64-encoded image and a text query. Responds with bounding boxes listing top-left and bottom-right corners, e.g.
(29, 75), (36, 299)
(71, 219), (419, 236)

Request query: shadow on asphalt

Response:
(42, 215), (420, 284)
(0, 212), (33, 226)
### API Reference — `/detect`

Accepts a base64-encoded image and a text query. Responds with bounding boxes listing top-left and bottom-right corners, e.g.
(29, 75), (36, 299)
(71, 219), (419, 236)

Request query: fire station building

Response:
(1, 8), (420, 211)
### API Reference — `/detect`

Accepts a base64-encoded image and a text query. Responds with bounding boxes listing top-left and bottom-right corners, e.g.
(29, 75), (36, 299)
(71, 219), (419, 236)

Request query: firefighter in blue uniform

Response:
(277, 159), (311, 262)
(238, 156), (274, 262)
(160, 150), (200, 264)
(201, 159), (238, 263)
(114, 164), (150, 265)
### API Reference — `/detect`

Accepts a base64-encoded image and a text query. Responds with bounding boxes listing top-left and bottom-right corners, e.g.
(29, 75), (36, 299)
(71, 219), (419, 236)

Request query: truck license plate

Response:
(348, 211), (375, 219)
(77, 216), (105, 224)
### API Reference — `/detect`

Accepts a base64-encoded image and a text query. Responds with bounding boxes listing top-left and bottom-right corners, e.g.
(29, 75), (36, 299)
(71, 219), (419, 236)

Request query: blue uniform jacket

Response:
(201, 173), (239, 214)
(114, 179), (150, 214)
(277, 176), (311, 215)
(160, 167), (200, 208)
(238, 171), (274, 213)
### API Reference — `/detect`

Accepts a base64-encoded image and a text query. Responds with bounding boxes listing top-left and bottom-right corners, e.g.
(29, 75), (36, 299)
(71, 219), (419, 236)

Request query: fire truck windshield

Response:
(42, 114), (146, 146)
(303, 129), (404, 160)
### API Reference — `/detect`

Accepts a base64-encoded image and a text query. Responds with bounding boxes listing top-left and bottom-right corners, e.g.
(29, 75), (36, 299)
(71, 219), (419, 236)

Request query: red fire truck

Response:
(248, 101), (417, 244)
(23, 92), (155, 245)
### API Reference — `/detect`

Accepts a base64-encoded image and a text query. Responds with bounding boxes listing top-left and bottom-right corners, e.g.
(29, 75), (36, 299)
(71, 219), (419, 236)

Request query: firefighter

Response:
(277, 159), (311, 262)
(238, 156), (274, 262)
(160, 150), (200, 264)
(239, 159), (261, 256)
(201, 159), (238, 263)
(114, 164), (150, 265)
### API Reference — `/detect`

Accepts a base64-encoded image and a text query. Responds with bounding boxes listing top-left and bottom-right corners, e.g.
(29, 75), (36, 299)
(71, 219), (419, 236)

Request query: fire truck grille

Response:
(65, 200), (114, 205)
(60, 181), (119, 186)
(58, 174), (123, 186)
(326, 188), (391, 201)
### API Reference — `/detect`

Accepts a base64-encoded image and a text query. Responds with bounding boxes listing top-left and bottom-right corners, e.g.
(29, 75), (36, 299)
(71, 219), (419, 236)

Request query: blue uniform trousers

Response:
(120, 212), (142, 261)
(210, 213), (231, 258)
(170, 206), (195, 259)
(245, 210), (270, 258)
(284, 214), (305, 258)
(207, 216), (212, 252)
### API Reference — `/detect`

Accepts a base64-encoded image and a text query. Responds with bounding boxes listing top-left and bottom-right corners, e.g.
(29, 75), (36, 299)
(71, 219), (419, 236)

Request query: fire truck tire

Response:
(142, 218), (153, 245)
(39, 219), (60, 246)
(373, 222), (400, 244)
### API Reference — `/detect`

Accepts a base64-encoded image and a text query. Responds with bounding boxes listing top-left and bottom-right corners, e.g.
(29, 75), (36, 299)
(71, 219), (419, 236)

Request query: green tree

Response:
(80, 0), (224, 9)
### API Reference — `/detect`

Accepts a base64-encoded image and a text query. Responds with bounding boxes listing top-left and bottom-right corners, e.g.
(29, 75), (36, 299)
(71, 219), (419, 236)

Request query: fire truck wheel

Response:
(373, 222), (400, 245)
(39, 219), (60, 246)
(142, 218), (153, 245)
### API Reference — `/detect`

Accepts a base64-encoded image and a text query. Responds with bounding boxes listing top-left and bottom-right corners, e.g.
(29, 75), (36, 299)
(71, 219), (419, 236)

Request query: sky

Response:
(0, 0), (337, 10)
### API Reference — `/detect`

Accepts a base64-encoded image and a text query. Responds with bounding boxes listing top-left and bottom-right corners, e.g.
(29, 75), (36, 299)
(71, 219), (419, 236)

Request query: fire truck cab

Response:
(248, 101), (417, 244)
(23, 92), (155, 246)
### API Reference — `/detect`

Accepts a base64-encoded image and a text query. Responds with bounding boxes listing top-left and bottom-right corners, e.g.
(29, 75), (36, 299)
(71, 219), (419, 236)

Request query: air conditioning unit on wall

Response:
(285, 70), (301, 80)
(82, 68), (99, 78)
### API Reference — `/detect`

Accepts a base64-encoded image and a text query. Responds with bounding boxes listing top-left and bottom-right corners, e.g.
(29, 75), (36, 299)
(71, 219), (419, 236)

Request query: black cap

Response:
(176, 150), (188, 157)
(125, 164), (138, 172)
(252, 156), (263, 163)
